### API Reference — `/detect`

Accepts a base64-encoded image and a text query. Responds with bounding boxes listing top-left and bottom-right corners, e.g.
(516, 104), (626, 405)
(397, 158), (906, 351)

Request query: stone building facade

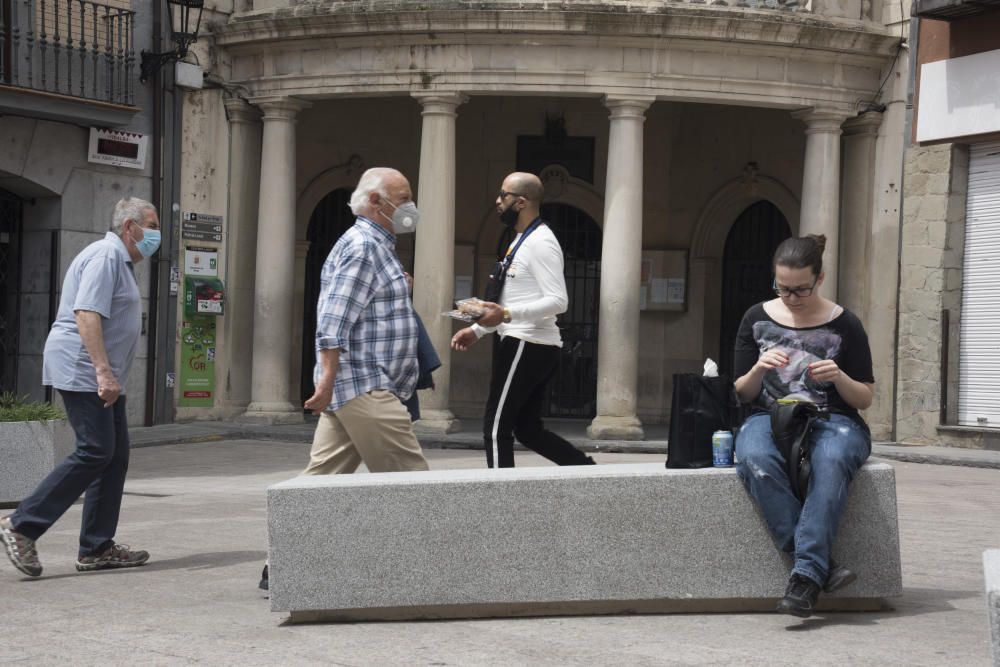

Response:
(0, 0), (157, 424)
(898, 3), (1000, 448)
(175, 0), (909, 439)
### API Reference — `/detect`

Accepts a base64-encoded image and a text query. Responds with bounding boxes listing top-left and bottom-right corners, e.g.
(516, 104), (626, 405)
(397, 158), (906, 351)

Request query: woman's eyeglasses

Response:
(773, 279), (817, 298)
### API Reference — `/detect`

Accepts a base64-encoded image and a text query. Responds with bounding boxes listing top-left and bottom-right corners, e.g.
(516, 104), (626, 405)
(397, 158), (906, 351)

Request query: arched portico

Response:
(211, 0), (897, 431)
(689, 174), (800, 364)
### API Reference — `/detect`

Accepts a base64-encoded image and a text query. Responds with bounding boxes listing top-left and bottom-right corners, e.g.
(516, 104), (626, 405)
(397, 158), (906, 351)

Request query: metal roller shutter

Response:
(959, 141), (1000, 427)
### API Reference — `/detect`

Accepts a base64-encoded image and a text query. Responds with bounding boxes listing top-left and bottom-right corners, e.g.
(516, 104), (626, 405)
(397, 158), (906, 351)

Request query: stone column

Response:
(240, 96), (310, 424)
(411, 92), (467, 434)
(219, 98), (262, 417)
(839, 112), (882, 317)
(588, 95), (653, 441)
(792, 108), (849, 300)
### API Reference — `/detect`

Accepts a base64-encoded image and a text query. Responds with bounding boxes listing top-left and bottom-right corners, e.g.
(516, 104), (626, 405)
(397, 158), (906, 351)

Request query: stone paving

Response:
(1, 439), (998, 665)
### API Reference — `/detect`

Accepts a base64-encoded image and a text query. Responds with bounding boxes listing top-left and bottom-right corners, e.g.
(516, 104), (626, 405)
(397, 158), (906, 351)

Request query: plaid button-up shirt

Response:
(315, 216), (419, 412)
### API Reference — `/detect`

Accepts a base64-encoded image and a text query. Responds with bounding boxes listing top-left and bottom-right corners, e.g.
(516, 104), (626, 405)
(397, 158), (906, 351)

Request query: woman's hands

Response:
(755, 348), (789, 372)
(807, 359), (842, 383)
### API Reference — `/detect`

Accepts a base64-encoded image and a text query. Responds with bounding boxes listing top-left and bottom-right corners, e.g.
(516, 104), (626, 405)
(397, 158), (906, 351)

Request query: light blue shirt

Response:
(43, 232), (142, 392)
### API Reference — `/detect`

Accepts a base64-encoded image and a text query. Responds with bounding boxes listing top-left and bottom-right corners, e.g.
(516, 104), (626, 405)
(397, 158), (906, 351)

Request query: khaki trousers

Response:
(302, 390), (429, 475)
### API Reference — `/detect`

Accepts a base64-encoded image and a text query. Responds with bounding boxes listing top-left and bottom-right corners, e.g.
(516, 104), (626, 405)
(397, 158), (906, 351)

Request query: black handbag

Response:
(665, 374), (740, 468)
(769, 401), (829, 500)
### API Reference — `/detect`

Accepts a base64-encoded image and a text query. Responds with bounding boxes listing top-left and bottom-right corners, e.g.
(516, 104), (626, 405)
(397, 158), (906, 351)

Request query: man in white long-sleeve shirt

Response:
(451, 172), (595, 469)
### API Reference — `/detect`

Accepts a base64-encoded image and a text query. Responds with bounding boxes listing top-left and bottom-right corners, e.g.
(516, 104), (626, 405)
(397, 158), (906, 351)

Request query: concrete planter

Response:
(0, 420), (75, 505)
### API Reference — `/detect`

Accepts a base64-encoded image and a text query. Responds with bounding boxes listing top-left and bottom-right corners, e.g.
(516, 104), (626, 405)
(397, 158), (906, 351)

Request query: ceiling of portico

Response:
(213, 4), (901, 113)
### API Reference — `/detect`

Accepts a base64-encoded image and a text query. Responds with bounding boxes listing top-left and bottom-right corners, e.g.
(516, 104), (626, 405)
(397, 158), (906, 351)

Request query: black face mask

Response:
(499, 204), (519, 227)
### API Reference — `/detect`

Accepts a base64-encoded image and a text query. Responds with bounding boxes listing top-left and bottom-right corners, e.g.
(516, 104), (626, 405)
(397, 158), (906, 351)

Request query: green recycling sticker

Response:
(179, 315), (216, 408)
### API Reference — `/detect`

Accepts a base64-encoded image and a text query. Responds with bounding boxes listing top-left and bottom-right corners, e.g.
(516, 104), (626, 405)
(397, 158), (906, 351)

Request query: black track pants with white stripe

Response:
(482, 335), (594, 468)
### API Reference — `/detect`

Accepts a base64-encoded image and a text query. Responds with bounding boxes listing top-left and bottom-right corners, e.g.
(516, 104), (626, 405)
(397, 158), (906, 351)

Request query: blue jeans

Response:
(11, 391), (130, 557)
(735, 412), (870, 586)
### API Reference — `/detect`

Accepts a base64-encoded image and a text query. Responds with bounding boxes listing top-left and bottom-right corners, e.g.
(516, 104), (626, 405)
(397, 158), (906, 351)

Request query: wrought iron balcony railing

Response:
(1, 0), (135, 106)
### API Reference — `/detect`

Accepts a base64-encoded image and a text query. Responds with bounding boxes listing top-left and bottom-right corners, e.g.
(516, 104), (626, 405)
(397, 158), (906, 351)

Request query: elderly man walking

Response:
(1, 197), (158, 578)
(259, 167), (428, 591)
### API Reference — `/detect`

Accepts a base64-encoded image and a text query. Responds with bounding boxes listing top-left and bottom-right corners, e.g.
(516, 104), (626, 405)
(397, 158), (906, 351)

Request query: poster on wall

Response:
(178, 316), (216, 408)
(184, 247), (218, 277)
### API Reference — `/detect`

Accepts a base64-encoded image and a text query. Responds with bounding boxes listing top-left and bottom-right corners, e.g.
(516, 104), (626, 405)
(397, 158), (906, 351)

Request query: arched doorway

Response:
(718, 200), (791, 377)
(495, 203), (602, 418)
(300, 188), (354, 403)
(0, 188), (22, 393)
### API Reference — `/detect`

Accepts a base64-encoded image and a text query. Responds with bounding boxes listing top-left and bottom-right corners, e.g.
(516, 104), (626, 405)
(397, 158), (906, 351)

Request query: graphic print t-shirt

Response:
(733, 302), (874, 426)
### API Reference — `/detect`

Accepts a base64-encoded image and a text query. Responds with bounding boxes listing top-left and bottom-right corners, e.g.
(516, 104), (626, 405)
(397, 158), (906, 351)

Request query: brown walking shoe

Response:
(75, 543), (149, 572)
(0, 515), (42, 577)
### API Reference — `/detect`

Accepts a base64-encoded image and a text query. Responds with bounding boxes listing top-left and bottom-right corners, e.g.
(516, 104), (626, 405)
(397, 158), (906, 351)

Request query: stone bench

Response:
(985, 550), (1000, 666)
(267, 461), (902, 622)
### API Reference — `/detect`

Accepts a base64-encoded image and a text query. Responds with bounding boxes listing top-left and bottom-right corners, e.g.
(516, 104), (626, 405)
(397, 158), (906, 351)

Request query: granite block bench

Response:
(985, 550), (1000, 666)
(267, 461), (902, 622)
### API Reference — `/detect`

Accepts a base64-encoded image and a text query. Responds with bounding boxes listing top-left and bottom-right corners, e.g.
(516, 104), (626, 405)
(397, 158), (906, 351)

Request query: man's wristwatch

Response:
(502, 307), (512, 323)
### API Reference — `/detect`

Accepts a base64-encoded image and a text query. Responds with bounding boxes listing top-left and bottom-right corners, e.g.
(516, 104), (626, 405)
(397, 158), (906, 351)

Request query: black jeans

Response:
(12, 390), (130, 557)
(482, 336), (593, 468)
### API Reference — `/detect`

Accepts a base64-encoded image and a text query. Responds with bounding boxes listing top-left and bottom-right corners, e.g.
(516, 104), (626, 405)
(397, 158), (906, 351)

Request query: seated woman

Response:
(733, 233), (874, 618)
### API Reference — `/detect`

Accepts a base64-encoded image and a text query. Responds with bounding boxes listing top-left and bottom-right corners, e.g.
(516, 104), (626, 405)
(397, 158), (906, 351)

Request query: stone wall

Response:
(895, 143), (968, 444)
(0, 117), (155, 425)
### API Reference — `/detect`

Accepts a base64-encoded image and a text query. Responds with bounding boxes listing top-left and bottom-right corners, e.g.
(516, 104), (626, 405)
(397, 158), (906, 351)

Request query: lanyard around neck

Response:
(502, 217), (543, 266)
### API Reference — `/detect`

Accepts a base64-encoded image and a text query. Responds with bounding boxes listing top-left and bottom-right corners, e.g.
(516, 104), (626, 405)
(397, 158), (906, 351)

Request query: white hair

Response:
(348, 168), (393, 216)
(111, 197), (157, 234)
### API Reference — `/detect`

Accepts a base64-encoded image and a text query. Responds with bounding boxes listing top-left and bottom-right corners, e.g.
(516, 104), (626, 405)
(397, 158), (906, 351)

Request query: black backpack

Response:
(769, 401), (829, 501)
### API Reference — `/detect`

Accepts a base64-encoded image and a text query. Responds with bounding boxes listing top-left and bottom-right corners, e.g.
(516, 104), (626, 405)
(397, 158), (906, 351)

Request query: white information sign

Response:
(87, 128), (148, 170)
(184, 248), (218, 277)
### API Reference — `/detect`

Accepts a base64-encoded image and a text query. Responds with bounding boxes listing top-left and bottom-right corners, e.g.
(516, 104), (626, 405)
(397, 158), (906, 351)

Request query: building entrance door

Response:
(496, 204), (601, 418)
(300, 188), (354, 404)
(719, 200), (791, 377)
(0, 189), (22, 393)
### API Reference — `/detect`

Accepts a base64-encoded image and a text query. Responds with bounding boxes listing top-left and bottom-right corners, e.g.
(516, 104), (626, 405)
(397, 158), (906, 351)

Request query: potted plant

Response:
(0, 393), (74, 507)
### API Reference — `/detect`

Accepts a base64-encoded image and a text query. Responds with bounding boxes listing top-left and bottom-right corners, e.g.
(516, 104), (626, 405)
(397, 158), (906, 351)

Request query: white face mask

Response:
(382, 199), (420, 235)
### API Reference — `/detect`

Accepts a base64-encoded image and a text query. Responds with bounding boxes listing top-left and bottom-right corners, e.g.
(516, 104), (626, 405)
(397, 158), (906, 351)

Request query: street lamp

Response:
(140, 0), (205, 83)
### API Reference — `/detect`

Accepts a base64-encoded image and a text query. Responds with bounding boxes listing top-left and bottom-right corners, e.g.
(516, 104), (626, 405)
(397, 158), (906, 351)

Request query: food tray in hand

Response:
(442, 297), (486, 322)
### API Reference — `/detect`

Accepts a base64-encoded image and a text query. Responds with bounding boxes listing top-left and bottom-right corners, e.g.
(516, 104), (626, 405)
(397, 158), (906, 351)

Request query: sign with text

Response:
(87, 128), (148, 170)
(181, 212), (224, 242)
(184, 246), (218, 277)
(178, 316), (216, 408)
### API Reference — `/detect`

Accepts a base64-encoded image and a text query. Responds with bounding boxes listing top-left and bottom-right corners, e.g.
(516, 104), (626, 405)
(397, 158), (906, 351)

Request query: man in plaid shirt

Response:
(301, 167), (430, 475)
(260, 167), (430, 591)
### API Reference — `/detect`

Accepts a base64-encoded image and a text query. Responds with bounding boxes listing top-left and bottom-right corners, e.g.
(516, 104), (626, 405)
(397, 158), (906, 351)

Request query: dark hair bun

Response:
(773, 234), (825, 275)
(806, 234), (827, 255)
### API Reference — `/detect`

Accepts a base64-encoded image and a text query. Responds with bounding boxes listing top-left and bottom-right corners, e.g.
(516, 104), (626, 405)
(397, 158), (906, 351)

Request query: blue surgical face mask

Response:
(132, 224), (161, 258)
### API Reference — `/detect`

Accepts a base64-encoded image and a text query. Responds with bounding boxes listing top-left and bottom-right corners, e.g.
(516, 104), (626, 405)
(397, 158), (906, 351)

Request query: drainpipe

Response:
(144, 0), (164, 426)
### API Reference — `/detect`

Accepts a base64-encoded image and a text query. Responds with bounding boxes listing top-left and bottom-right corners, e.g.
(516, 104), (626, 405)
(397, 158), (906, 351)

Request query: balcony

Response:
(0, 0), (139, 127)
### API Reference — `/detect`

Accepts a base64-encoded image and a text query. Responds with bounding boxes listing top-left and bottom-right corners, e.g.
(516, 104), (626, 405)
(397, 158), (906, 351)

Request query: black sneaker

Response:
(259, 564), (269, 591)
(777, 573), (821, 618)
(824, 560), (857, 593)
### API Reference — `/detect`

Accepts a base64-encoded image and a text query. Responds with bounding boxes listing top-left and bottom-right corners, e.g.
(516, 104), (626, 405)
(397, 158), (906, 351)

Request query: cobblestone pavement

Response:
(1, 440), (997, 666)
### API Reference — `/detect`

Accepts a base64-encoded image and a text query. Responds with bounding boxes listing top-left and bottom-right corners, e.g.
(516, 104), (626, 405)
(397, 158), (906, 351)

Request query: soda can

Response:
(712, 430), (734, 467)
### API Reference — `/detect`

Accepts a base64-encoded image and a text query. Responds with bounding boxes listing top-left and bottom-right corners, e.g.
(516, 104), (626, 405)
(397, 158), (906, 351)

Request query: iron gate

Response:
(0, 189), (23, 393)
(300, 189), (354, 404)
(718, 200), (791, 377)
